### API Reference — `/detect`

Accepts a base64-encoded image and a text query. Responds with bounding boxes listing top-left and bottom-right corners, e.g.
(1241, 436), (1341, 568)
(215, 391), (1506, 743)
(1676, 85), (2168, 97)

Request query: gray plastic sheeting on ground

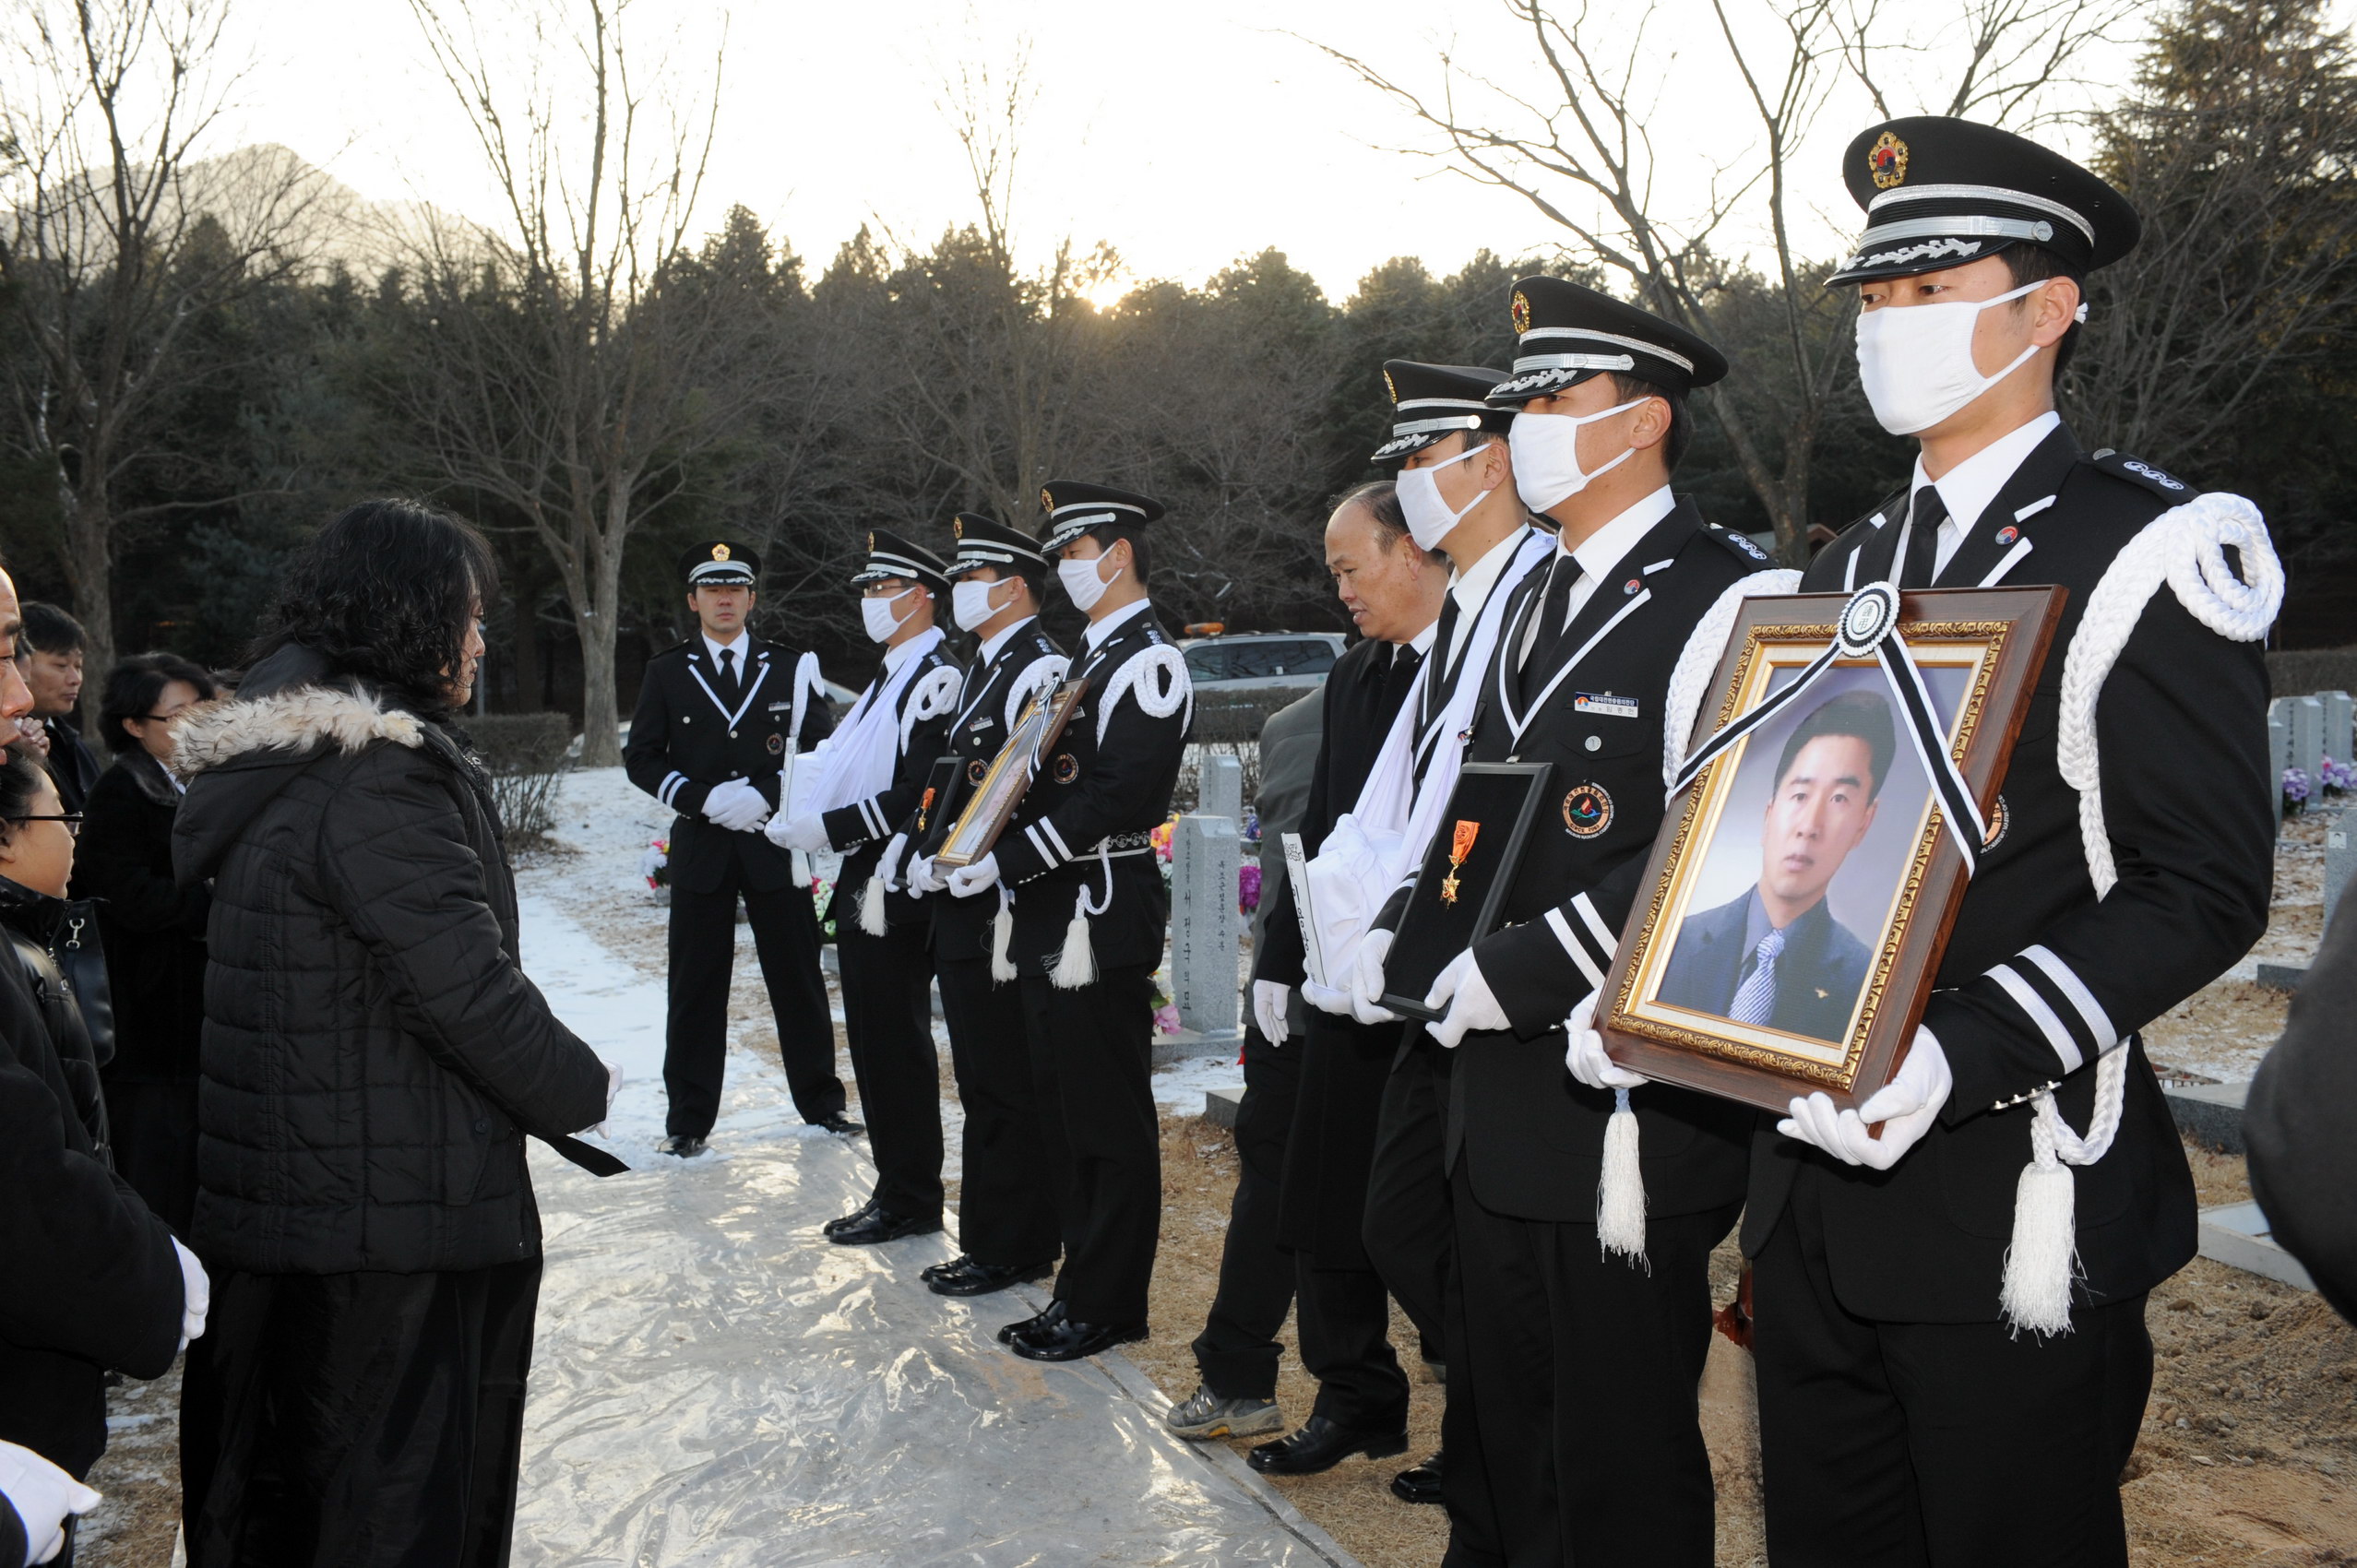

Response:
(511, 897), (1351, 1568)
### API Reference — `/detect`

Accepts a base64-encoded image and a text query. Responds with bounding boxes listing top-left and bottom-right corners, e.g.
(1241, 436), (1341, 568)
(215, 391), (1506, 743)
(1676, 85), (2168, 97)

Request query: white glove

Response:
(764, 810), (828, 852)
(1347, 930), (1401, 1026)
(1252, 980), (1292, 1044)
(1778, 1028), (1952, 1170)
(906, 855), (947, 896)
(703, 779), (770, 833)
(1424, 950), (1507, 1049)
(0, 1440), (101, 1566)
(1301, 979), (1354, 1016)
(1564, 990), (1647, 1090)
(946, 853), (1001, 898)
(172, 1237), (209, 1352)
(590, 1058), (624, 1136)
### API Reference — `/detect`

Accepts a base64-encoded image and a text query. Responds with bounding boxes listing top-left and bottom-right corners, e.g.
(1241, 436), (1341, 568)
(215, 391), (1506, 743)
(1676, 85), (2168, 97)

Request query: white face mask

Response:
(1507, 398), (1646, 515)
(1058, 550), (1121, 614)
(862, 586), (918, 644)
(951, 576), (1011, 633)
(1397, 438), (1495, 551)
(1854, 280), (2064, 436)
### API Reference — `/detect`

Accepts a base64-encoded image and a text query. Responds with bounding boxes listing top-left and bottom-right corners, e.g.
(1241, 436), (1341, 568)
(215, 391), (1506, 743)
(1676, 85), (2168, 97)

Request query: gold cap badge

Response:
(1510, 290), (1531, 336)
(1869, 130), (1909, 190)
(1039, 487), (1054, 512)
(953, 517), (966, 539)
(865, 531), (875, 552)
(1383, 368), (1399, 403)
(711, 543), (731, 561)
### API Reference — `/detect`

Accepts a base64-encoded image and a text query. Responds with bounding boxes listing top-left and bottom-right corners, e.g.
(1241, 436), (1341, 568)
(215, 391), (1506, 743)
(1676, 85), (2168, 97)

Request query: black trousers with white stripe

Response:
(662, 860), (846, 1136)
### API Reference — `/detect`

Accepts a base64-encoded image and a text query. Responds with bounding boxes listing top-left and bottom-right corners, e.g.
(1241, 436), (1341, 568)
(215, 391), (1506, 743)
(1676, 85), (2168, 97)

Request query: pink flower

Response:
(1153, 1003), (1182, 1035)
(1238, 862), (1262, 914)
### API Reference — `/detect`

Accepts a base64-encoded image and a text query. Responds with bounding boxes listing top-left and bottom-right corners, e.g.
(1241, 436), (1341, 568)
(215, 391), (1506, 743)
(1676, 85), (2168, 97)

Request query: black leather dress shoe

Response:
(1006, 1315), (1149, 1362)
(827, 1208), (942, 1245)
(822, 1197), (880, 1237)
(658, 1134), (708, 1158)
(1246, 1416), (1410, 1476)
(926, 1257), (1054, 1298)
(996, 1300), (1067, 1345)
(919, 1253), (966, 1284)
(813, 1111), (864, 1136)
(1390, 1450), (1445, 1504)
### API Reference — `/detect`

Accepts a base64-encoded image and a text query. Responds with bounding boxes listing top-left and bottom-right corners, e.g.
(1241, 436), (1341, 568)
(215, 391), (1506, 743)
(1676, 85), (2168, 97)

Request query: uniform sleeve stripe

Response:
(859, 799), (886, 838)
(1987, 962), (2085, 1074)
(660, 771), (687, 808)
(1571, 893), (1616, 956)
(1024, 823), (1054, 864)
(1039, 818), (1073, 862)
(2020, 944), (2116, 1053)
(1545, 908), (1606, 990)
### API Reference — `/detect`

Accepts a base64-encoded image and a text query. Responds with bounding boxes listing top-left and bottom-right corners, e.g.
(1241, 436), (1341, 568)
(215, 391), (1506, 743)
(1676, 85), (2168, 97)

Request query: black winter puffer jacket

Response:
(172, 646), (609, 1275)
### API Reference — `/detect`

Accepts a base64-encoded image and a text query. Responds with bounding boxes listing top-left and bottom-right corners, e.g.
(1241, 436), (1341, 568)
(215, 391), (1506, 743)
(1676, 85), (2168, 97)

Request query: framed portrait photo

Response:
(933, 678), (1089, 870)
(1599, 586), (2064, 1113)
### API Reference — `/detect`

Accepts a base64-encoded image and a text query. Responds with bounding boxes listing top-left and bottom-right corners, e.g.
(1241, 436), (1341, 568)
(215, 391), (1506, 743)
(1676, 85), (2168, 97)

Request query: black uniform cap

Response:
(944, 513), (1050, 578)
(682, 540), (757, 588)
(849, 528), (949, 595)
(1373, 362), (1517, 463)
(1487, 277), (1727, 405)
(1038, 480), (1165, 554)
(1825, 116), (2139, 287)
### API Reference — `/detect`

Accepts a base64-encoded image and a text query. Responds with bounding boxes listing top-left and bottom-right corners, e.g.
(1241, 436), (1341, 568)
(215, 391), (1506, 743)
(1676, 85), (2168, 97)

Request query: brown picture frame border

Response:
(1599, 586), (2065, 1113)
(933, 677), (1089, 869)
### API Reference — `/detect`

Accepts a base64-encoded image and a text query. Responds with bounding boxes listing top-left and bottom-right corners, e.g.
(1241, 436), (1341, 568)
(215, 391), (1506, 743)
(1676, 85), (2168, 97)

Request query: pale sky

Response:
(214, 0), (2161, 303)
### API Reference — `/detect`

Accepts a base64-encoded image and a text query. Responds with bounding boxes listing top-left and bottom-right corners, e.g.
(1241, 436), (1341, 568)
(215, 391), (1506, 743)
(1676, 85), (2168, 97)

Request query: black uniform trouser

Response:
(1019, 964), (1159, 1325)
(1441, 1170), (1735, 1568)
(1752, 1167), (2149, 1568)
(837, 914), (944, 1220)
(1191, 1023), (1298, 1400)
(935, 953), (1060, 1265)
(1362, 1035), (1453, 1361)
(663, 860), (845, 1136)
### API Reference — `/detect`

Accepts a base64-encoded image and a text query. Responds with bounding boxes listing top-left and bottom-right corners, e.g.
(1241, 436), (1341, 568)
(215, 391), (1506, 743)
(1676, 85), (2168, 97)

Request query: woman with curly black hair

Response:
(173, 498), (619, 1568)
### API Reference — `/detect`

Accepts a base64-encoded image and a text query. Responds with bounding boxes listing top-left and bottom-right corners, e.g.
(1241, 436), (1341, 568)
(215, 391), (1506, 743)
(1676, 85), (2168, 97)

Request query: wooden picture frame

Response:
(1600, 586), (2065, 1113)
(933, 677), (1089, 869)
(1380, 761), (1554, 1022)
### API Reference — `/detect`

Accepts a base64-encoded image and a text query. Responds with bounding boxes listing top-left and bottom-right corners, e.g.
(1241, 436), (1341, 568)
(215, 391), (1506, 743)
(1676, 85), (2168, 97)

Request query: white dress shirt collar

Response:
(1404, 615), (1439, 659)
(975, 614), (1037, 668)
(1911, 409), (2061, 572)
(1083, 597), (1153, 652)
(702, 629), (750, 669)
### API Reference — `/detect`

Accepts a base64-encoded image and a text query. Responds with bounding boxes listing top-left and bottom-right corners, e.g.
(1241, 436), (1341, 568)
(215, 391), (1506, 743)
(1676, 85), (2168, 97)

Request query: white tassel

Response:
(2001, 1123), (2082, 1337)
(1596, 1087), (1649, 1266)
(856, 869), (889, 936)
(1051, 892), (1096, 990)
(990, 897), (1017, 984)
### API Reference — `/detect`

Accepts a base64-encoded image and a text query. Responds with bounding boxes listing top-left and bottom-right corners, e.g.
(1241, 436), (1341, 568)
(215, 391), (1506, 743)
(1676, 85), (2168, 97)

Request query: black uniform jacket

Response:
(1433, 498), (1768, 1225)
(925, 620), (1066, 963)
(625, 636), (835, 897)
(1744, 426), (2267, 1323)
(1255, 634), (1427, 990)
(993, 604), (1191, 979)
(821, 637), (962, 927)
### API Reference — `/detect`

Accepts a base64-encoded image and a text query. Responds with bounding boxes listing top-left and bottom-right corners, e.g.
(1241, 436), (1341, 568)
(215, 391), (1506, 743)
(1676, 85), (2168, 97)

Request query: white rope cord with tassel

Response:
(990, 886), (1018, 983)
(2002, 491), (2280, 1336)
(1052, 844), (1116, 990)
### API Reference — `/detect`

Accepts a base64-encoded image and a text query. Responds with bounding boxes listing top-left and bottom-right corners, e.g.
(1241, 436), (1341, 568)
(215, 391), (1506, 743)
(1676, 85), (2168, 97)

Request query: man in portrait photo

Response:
(1659, 688), (1897, 1042)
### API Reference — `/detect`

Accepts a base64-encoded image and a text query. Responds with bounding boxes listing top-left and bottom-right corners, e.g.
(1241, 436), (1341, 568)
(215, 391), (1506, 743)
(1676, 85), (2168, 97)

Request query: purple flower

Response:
(1238, 862), (1262, 913)
(2322, 755), (2355, 794)
(2283, 766), (2312, 806)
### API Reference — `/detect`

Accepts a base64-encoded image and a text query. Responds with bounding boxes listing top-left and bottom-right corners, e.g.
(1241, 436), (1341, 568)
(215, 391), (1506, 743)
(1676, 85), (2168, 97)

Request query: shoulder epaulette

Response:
(1699, 524), (1775, 565)
(2082, 449), (2198, 502)
(648, 638), (695, 662)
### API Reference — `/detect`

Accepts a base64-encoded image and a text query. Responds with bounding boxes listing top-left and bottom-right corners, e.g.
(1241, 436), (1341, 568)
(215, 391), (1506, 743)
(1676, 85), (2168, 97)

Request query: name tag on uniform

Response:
(1574, 691), (1640, 719)
(767, 701), (791, 712)
(968, 717), (997, 733)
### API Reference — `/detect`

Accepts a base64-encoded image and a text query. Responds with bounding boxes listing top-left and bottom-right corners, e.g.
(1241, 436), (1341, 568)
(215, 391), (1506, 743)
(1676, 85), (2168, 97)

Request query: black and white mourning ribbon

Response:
(1669, 582), (1989, 876)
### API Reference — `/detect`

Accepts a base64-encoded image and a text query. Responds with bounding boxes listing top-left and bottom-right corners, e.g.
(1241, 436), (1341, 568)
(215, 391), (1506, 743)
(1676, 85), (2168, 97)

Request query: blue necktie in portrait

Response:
(1729, 923), (1787, 1026)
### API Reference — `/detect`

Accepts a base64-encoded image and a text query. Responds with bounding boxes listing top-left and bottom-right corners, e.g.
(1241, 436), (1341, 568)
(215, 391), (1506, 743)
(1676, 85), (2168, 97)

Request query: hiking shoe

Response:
(1165, 1384), (1284, 1441)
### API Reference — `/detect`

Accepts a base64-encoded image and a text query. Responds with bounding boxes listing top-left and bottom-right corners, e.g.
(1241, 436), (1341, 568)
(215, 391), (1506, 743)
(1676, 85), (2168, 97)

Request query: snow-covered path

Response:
(506, 880), (1339, 1565)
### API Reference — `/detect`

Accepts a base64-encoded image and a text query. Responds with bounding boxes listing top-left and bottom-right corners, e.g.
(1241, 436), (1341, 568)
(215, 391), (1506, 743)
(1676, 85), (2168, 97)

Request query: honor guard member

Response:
(903, 516), (1069, 1297)
(625, 542), (852, 1156)
(1743, 118), (2279, 1567)
(944, 481), (1193, 1362)
(1358, 279), (1784, 1566)
(769, 531), (963, 1245)
(1311, 359), (1555, 1507)
(1209, 479), (1448, 1479)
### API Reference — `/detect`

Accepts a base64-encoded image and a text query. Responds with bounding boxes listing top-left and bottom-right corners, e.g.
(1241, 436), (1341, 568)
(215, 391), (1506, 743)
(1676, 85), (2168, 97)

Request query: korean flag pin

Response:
(1995, 525), (2020, 547)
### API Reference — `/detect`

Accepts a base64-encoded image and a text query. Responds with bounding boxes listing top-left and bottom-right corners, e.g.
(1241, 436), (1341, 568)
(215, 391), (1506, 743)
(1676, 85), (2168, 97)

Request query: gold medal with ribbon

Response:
(1440, 819), (1480, 905)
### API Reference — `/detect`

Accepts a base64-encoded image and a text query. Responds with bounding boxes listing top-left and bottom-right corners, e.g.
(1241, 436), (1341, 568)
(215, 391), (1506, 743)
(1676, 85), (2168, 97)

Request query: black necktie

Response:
(1901, 487), (1946, 589)
(1386, 643), (1424, 712)
(716, 647), (741, 706)
(1520, 556), (1583, 701)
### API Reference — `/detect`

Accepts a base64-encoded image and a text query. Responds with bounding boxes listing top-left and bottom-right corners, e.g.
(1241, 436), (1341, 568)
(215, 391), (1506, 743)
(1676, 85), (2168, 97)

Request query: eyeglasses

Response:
(13, 814), (81, 837)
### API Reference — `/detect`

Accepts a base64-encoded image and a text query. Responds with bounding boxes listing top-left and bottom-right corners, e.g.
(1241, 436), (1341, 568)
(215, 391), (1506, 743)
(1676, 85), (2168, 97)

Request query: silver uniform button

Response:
(1584, 735), (1601, 753)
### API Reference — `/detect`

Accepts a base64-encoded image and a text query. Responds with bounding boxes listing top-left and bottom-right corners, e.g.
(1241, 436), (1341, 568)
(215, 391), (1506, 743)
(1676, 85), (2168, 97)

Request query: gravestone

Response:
(2292, 695), (2326, 788)
(1171, 755), (1242, 1040)
(2322, 690), (2353, 774)
(2327, 823), (2353, 932)
(2268, 708), (2289, 831)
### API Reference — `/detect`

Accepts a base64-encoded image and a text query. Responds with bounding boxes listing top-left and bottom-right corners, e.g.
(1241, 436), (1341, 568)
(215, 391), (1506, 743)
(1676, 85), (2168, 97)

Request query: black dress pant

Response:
(935, 954), (1059, 1265)
(100, 1075), (198, 1235)
(1019, 964), (1159, 1325)
(836, 914), (944, 1221)
(1442, 1170), (1735, 1568)
(663, 857), (845, 1136)
(183, 1256), (542, 1568)
(1363, 1034), (1454, 1360)
(1191, 1024), (1300, 1401)
(1753, 1168), (2150, 1568)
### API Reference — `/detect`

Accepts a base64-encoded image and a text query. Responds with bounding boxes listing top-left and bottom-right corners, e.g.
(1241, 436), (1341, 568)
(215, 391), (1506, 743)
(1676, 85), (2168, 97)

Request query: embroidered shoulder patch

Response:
(2087, 450), (2196, 500)
(1702, 527), (1773, 564)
